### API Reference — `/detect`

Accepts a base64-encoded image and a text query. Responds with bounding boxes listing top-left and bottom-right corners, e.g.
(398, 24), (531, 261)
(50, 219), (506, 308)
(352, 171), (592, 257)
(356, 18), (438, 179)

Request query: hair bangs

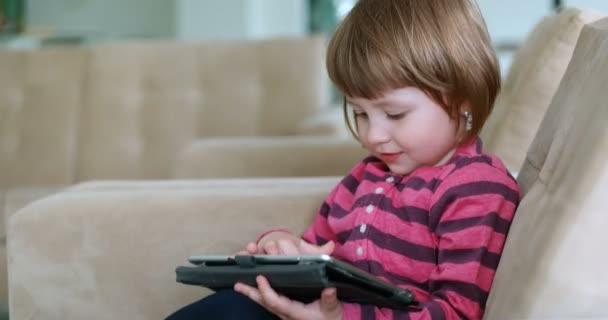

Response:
(327, 18), (412, 100)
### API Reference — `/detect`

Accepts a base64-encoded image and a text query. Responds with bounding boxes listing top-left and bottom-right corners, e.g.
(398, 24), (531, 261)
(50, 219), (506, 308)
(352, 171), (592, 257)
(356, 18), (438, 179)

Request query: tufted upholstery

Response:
(0, 36), (329, 187)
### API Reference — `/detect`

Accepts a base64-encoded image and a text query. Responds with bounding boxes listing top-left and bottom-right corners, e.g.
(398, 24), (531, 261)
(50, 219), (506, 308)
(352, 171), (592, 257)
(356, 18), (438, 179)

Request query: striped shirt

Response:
(302, 138), (520, 319)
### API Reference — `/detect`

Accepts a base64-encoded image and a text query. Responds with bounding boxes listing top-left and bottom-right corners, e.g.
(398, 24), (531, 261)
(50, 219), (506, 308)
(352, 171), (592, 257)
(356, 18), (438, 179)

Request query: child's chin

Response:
(386, 164), (413, 175)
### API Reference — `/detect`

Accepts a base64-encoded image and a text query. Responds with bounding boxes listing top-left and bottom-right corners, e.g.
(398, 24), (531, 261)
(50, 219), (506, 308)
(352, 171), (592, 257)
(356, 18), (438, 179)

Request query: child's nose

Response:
(366, 121), (390, 145)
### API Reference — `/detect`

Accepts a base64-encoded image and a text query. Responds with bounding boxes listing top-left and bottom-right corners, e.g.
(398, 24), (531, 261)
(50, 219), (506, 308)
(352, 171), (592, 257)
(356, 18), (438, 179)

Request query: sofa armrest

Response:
(173, 136), (367, 179)
(0, 187), (67, 306)
(3, 187), (67, 223)
(7, 178), (338, 319)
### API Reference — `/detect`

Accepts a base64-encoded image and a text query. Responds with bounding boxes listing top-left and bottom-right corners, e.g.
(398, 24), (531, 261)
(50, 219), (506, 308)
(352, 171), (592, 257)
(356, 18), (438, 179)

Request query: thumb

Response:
(320, 288), (341, 315)
(299, 240), (335, 255)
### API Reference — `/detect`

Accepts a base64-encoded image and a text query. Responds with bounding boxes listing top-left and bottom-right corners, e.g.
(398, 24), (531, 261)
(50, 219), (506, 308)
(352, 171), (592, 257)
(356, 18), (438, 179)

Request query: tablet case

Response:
(175, 255), (416, 310)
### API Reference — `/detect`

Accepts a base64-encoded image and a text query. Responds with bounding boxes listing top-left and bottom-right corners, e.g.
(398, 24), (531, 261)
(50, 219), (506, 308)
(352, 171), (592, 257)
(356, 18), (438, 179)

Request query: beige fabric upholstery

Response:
(0, 48), (85, 187)
(0, 36), (329, 186)
(1, 187), (62, 247)
(174, 136), (367, 178)
(0, 247), (4, 311)
(295, 106), (351, 137)
(3, 188), (63, 220)
(0, 187), (64, 307)
(481, 7), (603, 174)
(7, 178), (337, 319)
(484, 18), (608, 318)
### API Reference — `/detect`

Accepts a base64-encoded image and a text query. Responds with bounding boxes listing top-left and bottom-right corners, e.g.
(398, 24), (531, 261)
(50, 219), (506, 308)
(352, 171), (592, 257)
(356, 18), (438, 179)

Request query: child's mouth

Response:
(379, 152), (402, 163)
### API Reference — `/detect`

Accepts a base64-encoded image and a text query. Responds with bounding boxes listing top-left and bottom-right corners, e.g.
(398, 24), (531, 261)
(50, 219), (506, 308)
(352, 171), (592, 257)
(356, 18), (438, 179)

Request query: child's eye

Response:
(387, 112), (406, 120)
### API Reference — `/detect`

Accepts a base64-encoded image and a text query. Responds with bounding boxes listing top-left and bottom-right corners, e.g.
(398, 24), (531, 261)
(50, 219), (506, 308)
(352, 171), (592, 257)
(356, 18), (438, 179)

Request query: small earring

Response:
(464, 111), (473, 131)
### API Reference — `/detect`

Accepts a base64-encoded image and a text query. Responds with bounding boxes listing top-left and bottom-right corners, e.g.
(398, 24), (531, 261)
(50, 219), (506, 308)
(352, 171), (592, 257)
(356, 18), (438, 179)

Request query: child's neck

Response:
(434, 147), (457, 167)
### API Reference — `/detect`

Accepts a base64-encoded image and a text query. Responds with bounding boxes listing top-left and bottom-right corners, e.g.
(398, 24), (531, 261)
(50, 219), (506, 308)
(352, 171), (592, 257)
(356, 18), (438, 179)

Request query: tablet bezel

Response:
(185, 254), (415, 305)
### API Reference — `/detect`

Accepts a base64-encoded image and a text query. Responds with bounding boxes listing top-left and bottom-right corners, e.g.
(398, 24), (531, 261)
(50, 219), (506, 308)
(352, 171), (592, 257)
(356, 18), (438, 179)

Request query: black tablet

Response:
(176, 254), (416, 310)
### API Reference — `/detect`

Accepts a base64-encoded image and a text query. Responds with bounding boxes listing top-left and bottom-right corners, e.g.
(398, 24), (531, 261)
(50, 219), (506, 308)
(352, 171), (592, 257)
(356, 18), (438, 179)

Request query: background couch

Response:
(0, 35), (330, 186)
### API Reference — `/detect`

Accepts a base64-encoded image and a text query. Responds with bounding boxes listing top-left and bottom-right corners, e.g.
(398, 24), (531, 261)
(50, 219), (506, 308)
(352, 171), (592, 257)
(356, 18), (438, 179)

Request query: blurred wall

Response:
(26, 0), (175, 38)
(477, 0), (551, 44)
(478, 0), (608, 44)
(566, 0), (608, 12)
(477, 0), (608, 76)
(26, 0), (308, 41)
(175, 0), (309, 41)
(247, 0), (309, 40)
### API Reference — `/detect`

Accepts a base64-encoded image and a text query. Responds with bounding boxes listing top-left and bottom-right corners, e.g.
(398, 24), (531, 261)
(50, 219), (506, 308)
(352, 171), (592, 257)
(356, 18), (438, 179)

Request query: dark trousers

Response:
(165, 290), (281, 320)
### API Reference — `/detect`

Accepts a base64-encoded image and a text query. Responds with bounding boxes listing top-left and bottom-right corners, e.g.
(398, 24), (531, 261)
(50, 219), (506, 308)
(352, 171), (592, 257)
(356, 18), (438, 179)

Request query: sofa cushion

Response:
(484, 18), (608, 318)
(481, 7), (603, 174)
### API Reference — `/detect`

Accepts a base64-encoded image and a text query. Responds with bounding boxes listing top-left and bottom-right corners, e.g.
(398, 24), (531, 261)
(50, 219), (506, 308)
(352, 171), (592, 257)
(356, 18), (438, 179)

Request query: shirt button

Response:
(359, 224), (367, 233)
(375, 187), (384, 194)
(356, 247), (364, 256)
(365, 205), (374, 214)
(385, 176), (395, 183)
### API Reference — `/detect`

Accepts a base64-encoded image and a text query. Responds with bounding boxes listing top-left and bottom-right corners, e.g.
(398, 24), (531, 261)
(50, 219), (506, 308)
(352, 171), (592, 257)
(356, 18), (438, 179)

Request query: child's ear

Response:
(457, 104), (472, 123)
(457, 104), (473, 139)
(458, 103), (472, 117)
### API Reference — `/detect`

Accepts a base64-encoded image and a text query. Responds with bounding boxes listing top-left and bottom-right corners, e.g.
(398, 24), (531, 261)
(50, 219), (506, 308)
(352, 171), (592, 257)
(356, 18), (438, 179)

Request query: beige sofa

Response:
(6, 15), (608, 320)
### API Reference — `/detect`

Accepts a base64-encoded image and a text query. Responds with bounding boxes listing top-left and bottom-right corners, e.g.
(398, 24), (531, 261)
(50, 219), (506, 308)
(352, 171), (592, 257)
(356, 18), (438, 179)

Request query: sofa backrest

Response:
(0, 36), (329, 186)
(484, 18), (608, 318)
(174, 136), (367, 179)
(481, 7), (603, 174)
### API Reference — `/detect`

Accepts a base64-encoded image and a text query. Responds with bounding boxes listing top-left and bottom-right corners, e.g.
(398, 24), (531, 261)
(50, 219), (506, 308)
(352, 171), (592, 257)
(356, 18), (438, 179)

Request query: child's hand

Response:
(256, 231), (335, 256)
(298, 240), (335, 255)
(262, 237), (335, 256)
(235, 275), (342, 320)
(236, 242), (261, 255)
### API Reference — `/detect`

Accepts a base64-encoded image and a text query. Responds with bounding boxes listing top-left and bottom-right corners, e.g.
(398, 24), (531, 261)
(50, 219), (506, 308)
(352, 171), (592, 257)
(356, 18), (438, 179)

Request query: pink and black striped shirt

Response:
(302, 138), (520, 319)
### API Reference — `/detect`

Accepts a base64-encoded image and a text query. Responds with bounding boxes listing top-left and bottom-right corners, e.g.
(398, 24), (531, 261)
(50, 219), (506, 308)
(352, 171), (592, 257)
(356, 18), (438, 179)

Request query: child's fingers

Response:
(299, 240), (335, 255)
(320, 287), (340, 313)
(256, 276), (291, 315)
(246, 242), (259, 254)
(319, 241), (336, 255)
(276, 239), (299, 255)
(234, 282), (262, 304)
(263, 240), (279, 255)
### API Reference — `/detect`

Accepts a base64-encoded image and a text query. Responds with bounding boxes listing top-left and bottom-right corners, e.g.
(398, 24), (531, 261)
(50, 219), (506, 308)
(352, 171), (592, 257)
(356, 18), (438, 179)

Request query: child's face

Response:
(347, 87), (464, 175)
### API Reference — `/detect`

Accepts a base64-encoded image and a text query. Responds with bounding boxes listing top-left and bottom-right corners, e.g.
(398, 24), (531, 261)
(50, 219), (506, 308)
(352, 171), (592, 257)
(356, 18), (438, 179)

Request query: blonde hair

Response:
(327, 0), (500, 143)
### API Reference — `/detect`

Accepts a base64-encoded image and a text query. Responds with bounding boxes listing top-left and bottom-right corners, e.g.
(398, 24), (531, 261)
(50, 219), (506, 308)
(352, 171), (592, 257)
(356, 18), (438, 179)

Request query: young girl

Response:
(167, 0), (520, 319)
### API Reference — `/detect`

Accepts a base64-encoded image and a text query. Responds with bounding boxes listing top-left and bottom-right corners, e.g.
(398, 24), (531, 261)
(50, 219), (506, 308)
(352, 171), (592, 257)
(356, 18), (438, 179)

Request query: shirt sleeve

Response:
(342, 164), (520, 320)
